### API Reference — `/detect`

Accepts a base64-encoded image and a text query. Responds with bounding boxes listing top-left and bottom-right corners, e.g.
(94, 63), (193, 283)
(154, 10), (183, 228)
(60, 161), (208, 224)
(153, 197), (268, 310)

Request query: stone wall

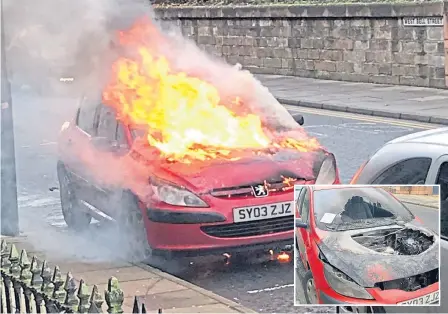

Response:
(445, 3), (448, 86)
(383, 186), (435, 195)
(155, 2), (448, 88)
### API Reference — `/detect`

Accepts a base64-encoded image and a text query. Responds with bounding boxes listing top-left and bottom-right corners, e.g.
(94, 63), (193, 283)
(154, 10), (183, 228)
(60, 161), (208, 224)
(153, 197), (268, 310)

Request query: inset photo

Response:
(294, 185), (440, 309)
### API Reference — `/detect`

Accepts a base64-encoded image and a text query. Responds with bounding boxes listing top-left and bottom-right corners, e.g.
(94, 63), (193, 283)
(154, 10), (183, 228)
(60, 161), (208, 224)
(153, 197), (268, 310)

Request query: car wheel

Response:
(337, 306), (386, 313)
(303, 270), (319, 304)
(115, 191), (192, 276)
(57, 163), (92, 231)
(115, 190), (152, 262)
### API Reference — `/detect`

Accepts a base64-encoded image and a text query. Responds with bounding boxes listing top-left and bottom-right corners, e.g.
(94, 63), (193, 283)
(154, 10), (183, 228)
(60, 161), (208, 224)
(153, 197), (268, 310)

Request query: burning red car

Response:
(56, 18), (340, 265)
(295, 185), (439, 307)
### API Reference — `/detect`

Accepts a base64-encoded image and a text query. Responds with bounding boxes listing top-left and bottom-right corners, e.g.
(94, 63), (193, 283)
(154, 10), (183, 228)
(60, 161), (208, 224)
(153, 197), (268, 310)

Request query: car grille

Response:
(209, 178), (311, 198)
(374, 268), (439, 292)
(200, 216), (293, 238)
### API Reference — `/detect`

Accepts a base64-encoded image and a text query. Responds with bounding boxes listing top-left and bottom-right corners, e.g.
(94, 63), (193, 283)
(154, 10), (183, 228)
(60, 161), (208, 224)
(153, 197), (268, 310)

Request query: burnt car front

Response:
(310, 187), (439, 305)
(137, 142), (339, 259)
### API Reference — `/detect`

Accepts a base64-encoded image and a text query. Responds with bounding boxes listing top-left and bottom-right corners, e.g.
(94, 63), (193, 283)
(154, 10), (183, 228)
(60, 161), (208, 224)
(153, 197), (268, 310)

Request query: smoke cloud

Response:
(3, 0), (311, 267)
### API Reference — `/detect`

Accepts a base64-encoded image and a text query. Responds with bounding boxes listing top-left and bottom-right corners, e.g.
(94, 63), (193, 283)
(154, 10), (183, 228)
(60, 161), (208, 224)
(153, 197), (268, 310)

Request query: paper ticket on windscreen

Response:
(320, 213), (336, 224)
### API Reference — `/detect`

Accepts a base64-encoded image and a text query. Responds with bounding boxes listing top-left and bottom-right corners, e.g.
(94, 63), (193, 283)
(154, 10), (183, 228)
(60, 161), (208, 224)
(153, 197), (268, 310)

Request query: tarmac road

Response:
(11, 90), (442, 313)
(295, 203), (440, 310)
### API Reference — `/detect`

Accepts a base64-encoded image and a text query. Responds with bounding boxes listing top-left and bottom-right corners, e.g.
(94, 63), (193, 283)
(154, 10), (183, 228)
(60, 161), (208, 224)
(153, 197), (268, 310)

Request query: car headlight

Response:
(323, 263), (374, 300)
(151, 178), (208, 208)
(315, 154), (337, 184)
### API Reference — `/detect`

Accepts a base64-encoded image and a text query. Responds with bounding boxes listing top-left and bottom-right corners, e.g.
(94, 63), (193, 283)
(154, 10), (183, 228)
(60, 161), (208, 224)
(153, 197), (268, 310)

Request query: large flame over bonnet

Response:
(102, 18), (321, 163)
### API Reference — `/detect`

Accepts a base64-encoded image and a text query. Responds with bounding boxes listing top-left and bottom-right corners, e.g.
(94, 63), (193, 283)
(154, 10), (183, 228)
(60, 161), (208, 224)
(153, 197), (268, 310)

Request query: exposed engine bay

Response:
(374, 268), (439, 292)
(352, 227), (434, 255)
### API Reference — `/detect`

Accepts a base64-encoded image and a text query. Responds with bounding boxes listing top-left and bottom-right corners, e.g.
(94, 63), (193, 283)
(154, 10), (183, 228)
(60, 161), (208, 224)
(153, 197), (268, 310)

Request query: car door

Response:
(296, 188), (311, 269)
(66, 100), (101, 202)
(88, 104), (122, 215)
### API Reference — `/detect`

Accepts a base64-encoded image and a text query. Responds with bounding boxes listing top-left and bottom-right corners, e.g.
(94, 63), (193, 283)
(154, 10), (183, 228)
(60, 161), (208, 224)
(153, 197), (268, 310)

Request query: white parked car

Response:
(348, 127), (448, 314)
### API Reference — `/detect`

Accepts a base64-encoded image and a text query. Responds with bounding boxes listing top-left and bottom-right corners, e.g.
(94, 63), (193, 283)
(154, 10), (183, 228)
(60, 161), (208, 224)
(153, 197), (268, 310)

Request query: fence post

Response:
(78, 279), (91, 313)
(51, 266), (66, 304)
(0, 240), (11, 271)
(30, 256), (44, 307)
(88, 284), (104, 313)
(1, 272), (6, 313)
(19, 249), (32, 313)
(63, 272), (80, 312)
(8, 244), (20, 277)
(105, 277), (124, 313)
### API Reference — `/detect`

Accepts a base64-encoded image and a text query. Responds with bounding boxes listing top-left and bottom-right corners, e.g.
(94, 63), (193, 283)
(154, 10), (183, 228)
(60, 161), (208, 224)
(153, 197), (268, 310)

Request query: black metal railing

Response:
(0, 240), (160, 313)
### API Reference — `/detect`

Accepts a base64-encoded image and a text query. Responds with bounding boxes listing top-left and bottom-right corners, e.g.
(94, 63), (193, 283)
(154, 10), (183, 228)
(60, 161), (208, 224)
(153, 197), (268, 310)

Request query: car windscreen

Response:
(313, 187), (415, 231)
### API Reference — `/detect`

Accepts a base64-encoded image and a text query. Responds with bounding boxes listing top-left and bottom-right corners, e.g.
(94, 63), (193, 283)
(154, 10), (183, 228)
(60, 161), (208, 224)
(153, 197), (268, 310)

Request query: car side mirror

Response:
(292, 113), (304, 125)
(295, 218), (308, 229)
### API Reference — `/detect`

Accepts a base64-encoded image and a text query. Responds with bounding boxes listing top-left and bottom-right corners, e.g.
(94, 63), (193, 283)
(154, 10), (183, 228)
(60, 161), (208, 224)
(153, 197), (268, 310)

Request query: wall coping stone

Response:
(154, 2), (447, 19)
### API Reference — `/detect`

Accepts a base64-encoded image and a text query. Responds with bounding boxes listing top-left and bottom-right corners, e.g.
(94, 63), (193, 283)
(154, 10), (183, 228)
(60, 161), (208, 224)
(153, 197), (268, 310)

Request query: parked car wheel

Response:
(303, 270), (319, 304)
(57, 162), (92, 231)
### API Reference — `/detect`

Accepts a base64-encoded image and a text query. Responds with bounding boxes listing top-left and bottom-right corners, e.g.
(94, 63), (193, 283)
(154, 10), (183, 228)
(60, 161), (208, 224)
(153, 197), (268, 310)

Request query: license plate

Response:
(397, 290), (440, 305)
(233, 201), (293, 223)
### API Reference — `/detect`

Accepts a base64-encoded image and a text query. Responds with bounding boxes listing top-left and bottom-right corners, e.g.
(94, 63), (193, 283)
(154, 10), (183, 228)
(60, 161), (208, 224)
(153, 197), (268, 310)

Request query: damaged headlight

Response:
(151, 178), (208, 208)
(315, 154), (337, 184)
(323, 263), (374, 300)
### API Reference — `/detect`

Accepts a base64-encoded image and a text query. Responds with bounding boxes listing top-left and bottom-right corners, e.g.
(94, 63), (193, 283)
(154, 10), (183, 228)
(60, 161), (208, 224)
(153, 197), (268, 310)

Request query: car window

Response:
(76, 103), (97, 135)
(296, 188), (305, 215)
(437, 162), (448, 238)
(313, 187), (414, 231)
(437, 162), (448, 200)
(97, 105), (118, 141)
(372, 158), (432, 185)
(300, 190), (310, 223)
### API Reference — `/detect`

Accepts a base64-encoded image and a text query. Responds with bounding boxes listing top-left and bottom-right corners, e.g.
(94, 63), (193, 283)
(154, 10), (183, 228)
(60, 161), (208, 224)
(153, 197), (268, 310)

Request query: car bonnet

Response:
(316, 223), (439, 288)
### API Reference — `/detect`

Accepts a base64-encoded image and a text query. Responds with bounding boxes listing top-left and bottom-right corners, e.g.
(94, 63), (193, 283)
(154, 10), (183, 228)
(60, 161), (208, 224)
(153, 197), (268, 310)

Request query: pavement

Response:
(7, 74), (448, 313)
(2, 235), (255, 313)
(256, 74), (448, 125)
(394, 194), (441, 210)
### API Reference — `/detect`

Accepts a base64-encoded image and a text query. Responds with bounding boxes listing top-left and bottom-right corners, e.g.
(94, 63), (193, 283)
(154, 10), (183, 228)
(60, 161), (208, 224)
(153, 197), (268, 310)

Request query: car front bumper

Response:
(144, 207), (294, 257)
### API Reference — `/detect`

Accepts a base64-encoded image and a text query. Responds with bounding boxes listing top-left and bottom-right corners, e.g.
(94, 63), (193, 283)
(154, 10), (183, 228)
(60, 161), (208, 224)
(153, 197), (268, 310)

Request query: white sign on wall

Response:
(402, 16), (444, 26)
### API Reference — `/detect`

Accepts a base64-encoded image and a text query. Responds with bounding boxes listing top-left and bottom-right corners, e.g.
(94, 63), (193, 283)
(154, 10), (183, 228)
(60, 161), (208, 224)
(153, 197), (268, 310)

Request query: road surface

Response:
(295, 203), (440, 310)
(11, 90), (443, 313)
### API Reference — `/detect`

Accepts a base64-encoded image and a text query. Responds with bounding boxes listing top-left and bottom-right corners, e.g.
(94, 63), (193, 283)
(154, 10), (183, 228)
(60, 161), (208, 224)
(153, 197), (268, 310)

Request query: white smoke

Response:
(2, 0), (305, 266)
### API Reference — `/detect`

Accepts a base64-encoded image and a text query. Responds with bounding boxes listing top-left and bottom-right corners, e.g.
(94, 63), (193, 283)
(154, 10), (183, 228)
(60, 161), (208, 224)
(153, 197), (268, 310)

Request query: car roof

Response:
(387, 127), (448, 147)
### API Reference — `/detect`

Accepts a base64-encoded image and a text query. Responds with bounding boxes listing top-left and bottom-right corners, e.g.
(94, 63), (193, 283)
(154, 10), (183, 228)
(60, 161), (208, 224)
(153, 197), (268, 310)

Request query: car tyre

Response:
(303, 270), (319, 304)
(115, 191), (192, 276)
(115, 190), (152, 263)
(57, 162), (92, 231)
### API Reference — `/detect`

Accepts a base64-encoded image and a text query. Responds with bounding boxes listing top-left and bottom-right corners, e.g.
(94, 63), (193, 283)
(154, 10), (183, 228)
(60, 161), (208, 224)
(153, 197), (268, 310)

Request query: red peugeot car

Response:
(295, 185), (439, 308)
(57, 97), (340, 267)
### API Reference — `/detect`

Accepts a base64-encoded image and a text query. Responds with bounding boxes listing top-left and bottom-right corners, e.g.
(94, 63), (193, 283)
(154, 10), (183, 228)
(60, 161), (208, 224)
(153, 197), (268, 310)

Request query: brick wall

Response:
(155, 3), (448, 88)
(382, 186), (435, 195)
(445, 2), (448, 87)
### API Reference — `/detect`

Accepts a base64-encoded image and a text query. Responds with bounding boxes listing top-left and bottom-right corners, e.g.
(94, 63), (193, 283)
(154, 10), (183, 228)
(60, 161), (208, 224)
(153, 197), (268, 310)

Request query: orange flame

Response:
(103, 18), (321, 163)
(277, 252), (291, 263)
(282, 176), (298, 187)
